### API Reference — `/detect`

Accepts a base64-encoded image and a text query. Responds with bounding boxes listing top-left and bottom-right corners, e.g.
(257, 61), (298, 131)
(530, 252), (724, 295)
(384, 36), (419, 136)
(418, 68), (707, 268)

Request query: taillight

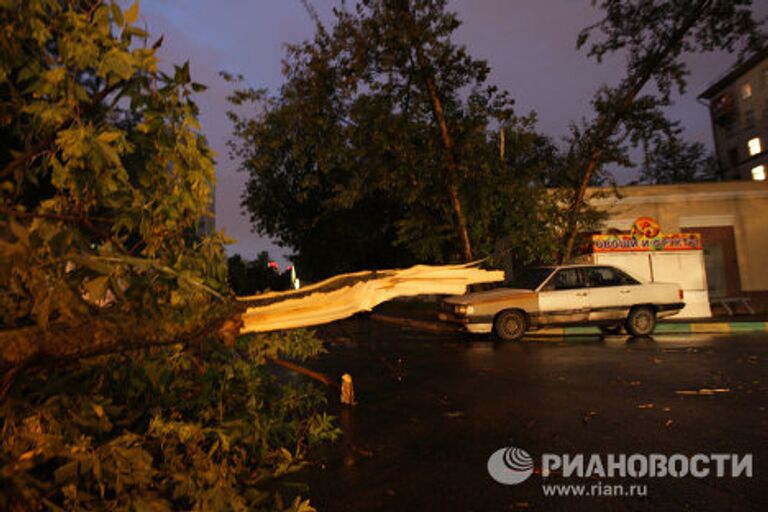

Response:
(679, 289), (684, 300)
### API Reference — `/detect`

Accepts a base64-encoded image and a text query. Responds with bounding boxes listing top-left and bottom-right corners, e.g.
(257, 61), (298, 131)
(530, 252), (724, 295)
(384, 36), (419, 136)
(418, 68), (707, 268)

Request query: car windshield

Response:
(505, 267), (555, 290)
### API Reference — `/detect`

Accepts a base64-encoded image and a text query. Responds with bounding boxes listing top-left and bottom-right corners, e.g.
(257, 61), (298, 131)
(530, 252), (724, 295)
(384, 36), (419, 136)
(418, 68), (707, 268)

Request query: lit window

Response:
(748, 137), (762, 156)
(741, 82), (752, 99)
(752, 165), (766, 181)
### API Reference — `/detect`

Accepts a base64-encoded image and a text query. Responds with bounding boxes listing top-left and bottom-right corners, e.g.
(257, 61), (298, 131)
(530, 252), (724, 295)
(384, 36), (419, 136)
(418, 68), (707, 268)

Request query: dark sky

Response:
(138, 1), (767, 266)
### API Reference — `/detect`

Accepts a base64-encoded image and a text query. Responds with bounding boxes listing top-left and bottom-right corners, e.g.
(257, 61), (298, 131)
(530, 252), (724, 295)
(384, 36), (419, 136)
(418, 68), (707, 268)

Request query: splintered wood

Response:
(237, 262), (504, 334)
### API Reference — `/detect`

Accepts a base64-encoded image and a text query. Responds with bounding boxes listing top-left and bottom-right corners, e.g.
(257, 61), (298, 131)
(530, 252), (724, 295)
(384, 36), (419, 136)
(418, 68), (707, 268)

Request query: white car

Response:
(439, 264), (685, 340)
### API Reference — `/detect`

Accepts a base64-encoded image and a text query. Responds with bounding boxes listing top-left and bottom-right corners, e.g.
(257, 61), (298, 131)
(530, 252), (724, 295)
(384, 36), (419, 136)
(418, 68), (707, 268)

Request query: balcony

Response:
(712, 93), (737, 126)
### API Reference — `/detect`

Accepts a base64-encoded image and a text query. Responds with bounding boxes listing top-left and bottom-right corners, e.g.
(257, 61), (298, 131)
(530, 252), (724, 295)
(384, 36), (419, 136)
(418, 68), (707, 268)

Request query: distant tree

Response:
(227, 253), (249, 295)
(228, 252), (292, 295)
(635, 137), (719, 184)
(559, 0), (765, 262)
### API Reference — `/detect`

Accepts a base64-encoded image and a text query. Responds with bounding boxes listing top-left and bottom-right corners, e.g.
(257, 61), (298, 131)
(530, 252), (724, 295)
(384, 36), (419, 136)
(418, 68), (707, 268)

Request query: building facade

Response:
(699, 50), (768, 181)
(590, 181), (768, 313)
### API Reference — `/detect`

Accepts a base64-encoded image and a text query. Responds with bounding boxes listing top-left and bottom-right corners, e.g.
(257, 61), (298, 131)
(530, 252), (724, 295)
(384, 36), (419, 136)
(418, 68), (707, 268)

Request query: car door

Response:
(537, 268), (589, 325)
(585, 266), (641, 321)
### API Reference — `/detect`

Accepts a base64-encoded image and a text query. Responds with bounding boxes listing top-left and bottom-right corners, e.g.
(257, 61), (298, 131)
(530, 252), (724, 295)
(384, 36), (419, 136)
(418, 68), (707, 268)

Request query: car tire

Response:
(494, 309), (527, 341)
(625, 306), (656, 336)
(599, 324), (623, 335)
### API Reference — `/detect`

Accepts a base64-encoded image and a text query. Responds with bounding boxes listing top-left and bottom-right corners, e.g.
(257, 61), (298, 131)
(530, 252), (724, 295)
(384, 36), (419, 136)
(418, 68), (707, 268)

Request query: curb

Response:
(546, 321), (768, 336)
(370, 314), (768, 336)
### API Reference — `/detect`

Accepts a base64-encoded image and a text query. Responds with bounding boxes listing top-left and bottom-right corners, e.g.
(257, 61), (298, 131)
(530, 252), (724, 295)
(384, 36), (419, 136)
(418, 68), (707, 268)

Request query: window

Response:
(724, 120), (736, 137)
(505, 267), (554, 291)
(741, 82), (752, 99)
(587, 267), (639, 287)
(544, 268), (585, 291)
(752, 165), (766, 181)
(748, 137), (762, 156)
(745, 110), (755, 127)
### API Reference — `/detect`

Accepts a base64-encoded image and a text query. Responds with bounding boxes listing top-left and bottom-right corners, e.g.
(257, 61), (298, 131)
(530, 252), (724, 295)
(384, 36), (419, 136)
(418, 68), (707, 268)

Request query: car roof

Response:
(532, 264), (614, 270)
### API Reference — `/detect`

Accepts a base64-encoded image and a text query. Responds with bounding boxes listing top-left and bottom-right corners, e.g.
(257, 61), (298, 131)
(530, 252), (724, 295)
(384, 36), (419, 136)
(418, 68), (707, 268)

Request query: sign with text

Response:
(592, 233), (702, 252)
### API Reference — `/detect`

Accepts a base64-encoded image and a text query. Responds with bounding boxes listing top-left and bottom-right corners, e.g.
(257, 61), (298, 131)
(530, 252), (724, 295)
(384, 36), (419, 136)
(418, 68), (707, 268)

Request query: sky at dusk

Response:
(135, 1), (768, 266)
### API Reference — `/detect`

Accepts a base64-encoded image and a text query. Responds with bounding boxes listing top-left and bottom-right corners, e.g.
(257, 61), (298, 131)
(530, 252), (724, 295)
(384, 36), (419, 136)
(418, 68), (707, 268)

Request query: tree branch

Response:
(269, 357), (340, 390)
(0, 303), (246, 388)
(1, 80), (127, 180)
(559, 0), (711, 262)
(0, 205), (111, 224)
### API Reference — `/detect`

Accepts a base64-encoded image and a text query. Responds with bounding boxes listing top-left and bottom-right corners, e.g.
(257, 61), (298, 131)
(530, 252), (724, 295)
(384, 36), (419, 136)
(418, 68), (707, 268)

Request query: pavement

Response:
(370, 300), (768, 336)
(298, 318), (768, 511)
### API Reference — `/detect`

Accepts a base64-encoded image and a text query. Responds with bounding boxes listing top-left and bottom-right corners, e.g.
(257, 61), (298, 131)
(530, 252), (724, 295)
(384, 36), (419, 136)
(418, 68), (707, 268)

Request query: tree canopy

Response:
(557, 0), (765, 261)
(636, 136), (719, 184)
(227, 0), (560, 279)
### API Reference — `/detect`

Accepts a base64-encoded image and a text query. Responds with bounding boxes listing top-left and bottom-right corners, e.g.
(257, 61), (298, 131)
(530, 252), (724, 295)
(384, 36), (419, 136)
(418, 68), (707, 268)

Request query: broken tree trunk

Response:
(0, 303), (244, 370)
(238, 262), (503, 333)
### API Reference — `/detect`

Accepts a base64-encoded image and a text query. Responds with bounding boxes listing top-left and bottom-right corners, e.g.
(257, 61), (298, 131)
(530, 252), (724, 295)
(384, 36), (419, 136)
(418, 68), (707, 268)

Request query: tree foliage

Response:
(0, 2), (339, 509)
(2, 332), (338, 511)
(558, 0), (765, 261)
(228, 252), (292, 296)
(0, 0), (228, 337)
(227, 0), (560, 279)
(636, 136), (719, 184)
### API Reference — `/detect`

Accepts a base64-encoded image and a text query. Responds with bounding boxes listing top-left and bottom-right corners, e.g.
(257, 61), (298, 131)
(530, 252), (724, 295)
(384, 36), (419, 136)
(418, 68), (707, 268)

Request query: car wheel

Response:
(625, 306), (656, 336)
(494, 309), (527, 341)
(599, 324), (623, 335)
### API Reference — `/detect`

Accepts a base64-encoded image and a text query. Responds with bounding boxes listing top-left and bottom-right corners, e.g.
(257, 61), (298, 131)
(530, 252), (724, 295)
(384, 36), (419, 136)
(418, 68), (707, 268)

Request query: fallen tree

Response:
(238, 262), (504, 333)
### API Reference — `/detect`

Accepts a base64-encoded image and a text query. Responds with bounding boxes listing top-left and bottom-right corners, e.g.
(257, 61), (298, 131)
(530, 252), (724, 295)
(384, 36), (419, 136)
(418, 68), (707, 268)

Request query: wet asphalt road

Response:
(298, 319), (768, 511)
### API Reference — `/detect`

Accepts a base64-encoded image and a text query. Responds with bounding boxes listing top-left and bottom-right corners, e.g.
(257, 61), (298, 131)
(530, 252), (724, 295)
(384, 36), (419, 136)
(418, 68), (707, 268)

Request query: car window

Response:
(505, 267), (555, 290)
(543, 268), (585, 291)
(587, 266), (640, 287)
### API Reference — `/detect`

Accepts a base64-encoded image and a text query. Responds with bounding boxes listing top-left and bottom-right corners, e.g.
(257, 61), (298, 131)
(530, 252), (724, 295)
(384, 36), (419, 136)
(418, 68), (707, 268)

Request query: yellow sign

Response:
(593, 217), (702, 252)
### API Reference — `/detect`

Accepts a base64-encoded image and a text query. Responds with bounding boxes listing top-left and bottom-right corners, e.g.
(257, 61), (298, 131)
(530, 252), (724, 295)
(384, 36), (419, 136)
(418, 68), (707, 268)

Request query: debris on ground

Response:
(614, 378), (642, 386)
(351, 445), (374, 458)
(341, 373), (357, 405)
(675, 388), (731, 396)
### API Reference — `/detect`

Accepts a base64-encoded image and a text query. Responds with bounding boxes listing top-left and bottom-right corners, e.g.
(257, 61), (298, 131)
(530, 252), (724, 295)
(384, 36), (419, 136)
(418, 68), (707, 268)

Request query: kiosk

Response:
(576, 217), (712, 319)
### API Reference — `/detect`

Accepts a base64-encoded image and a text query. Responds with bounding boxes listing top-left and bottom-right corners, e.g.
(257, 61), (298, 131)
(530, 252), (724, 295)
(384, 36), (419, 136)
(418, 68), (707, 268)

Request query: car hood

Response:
(444, 287), (535, 305)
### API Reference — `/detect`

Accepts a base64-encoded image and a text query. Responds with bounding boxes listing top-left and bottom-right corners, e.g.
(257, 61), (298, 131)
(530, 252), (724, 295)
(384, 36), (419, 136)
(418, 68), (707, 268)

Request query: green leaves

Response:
(124, 1), (140, 26)
(1, 0), (228, 334)
(0, 3), (320, 506)
(228, 0), (553, 277)
(98, 47), (135, 82)
(110, 1), (124, 27)
(2, 330), (337, 510)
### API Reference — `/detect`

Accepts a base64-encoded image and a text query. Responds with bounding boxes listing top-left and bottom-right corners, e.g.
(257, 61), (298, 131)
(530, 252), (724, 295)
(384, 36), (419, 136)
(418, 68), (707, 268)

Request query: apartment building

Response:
(699, 49), (768, 181)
